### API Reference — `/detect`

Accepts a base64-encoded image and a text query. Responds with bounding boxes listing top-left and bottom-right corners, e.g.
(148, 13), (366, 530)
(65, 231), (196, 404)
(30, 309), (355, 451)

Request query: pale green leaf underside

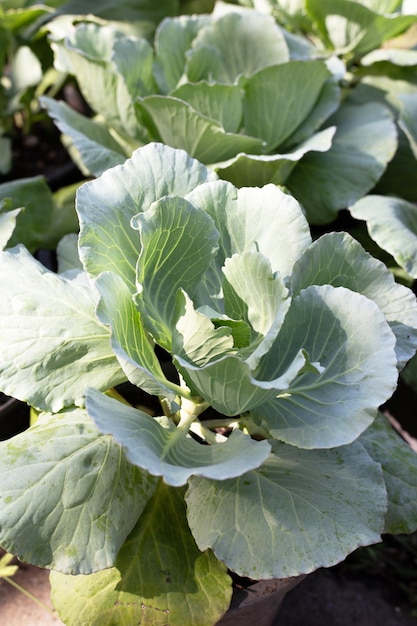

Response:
(76, 143), (217, 291)
(0, 409), (157, 574)
(350, 195), (417, 279)
(86, 389), (271, 487)
(41, 96), (126, 177)
(186, 440), (386, 579)
(291, 231), (417, 369)
(62, 24), (141, 139)
(252, 284), (397, 448)
(360, 412), (417, 535)
(287, 102), (397, 223)
(51, 482), (232, 626)
(0, 245), (125, 412)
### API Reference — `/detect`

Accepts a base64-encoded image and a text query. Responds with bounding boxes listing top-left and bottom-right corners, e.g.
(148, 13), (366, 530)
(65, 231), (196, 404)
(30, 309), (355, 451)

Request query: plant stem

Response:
(189, 421), (227, 443)
(3, 576), (56, 615)
(179, 396), (209, 426)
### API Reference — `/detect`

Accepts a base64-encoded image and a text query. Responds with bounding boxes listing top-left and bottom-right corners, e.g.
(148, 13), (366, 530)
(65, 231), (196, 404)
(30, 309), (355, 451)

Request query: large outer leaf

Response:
(76, 143), (217, 291)
(186, 440), (387, 579)
(86, 388), (271, 487)
(0, 246), (125, 412)
(287, 101), (397, 223)
(185, 11), (289, 83)
(243, 61), (332, 152)
(136, 95), (264, 163)
(133, 196), (219, 349)
(41, 96), (127, 177)
(51, 482), (232, 626)
(350, 195), (417, 279)
(252, 284), (398, 448)
(291, 231), (417, 369)
(360, 413), (417, 534)
(0, 408), (157, 574)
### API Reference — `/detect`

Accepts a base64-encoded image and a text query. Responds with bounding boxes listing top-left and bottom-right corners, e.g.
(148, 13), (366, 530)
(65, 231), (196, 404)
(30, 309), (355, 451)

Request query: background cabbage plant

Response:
(41, 1), (412, 225)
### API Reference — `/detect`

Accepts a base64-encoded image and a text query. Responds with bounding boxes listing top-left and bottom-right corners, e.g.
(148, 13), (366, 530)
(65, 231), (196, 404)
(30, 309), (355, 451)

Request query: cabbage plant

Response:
(1, 143), (417, 625)
(41, 2), (408, 224)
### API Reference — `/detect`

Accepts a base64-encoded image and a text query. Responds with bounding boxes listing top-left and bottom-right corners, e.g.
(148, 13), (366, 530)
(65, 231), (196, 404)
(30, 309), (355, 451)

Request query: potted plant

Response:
(0, 142), (417, 625)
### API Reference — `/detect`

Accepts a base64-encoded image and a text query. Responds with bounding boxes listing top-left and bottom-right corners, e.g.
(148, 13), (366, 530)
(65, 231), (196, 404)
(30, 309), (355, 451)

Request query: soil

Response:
(278, 567), (417, 626)
(0, 554), (63, 626)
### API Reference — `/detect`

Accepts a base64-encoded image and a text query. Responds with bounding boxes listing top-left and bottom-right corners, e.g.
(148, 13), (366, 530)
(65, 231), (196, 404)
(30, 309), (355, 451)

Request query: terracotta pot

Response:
(216, 576), (304, 626)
